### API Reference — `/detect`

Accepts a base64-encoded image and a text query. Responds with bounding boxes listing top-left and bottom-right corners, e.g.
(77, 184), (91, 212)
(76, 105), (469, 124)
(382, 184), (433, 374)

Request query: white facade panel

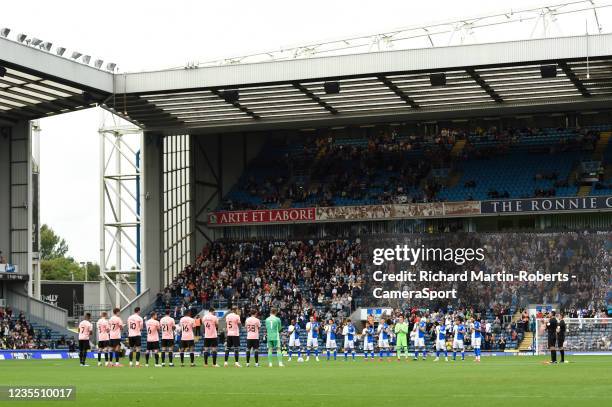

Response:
(10, 207), (28, 229)
(10, 162), (28, 184)
(11, 139), (27, 162)
(11, 230), (28, 252)
(10, 185), (27, 208)
(118, 34), (612, 93)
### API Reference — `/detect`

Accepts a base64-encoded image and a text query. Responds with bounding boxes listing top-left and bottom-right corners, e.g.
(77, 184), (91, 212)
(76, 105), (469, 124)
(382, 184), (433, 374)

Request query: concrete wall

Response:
(0, 126), (10, 262)
(0, 121), (32, 295)
(40, 280), (137, 313)
(192, 131), (268, 251)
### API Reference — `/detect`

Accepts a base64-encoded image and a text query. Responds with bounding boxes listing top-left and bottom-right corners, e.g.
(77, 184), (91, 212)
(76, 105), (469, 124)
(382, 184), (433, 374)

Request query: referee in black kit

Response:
(557, 313), (567, 363)
(546, 311), (558, 363)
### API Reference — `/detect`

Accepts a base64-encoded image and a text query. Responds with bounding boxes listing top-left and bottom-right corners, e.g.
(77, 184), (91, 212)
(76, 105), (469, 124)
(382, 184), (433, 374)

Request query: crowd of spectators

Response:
(363, 231), (610, 314)
(159, 239), (365, 324)
(463, 126), (599, 156)
(0, 308), (40, 349)
(159, 230), (610, 334)
(0, 307), (72, 350)
(302, 129), (451, 206)
(217, 124), (607, 211)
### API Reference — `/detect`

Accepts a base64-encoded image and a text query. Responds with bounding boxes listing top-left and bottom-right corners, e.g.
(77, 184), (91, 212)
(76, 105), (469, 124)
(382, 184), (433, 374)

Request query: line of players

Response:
(296, 313), (484, 363)
(77, 306), (485, 368)
(77, 306), (283, 368)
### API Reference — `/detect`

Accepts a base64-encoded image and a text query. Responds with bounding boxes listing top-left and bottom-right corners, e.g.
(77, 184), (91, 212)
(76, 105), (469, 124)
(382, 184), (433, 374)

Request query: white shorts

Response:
(472, 337), (481, 348)
(378, 338), (389, 348)
(326, 339), (337, 349)
(306, 337), (318, 348)
(363, 341), (374, 351)
(414, 337), (425, 348)
(436, 339), (446, 351)
(453, 339), (464, 349)
(343, 338), (354, 349)
(289, 337), (301, 347)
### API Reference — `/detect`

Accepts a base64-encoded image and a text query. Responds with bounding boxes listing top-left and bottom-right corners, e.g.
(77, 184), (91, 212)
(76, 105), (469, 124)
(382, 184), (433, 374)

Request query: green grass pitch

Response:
(1, 356), (610, 406)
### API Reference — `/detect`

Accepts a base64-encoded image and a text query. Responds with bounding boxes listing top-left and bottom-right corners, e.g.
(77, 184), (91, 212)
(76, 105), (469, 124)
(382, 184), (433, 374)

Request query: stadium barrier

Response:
(0, 349), (524, 361)
(0, 350), (80, 360)
(6, 290), (68, 330)
(0, 264), (18, 273)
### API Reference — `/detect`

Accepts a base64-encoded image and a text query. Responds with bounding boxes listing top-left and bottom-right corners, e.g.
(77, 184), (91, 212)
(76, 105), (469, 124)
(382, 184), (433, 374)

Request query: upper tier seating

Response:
(217, 125), (608, 210)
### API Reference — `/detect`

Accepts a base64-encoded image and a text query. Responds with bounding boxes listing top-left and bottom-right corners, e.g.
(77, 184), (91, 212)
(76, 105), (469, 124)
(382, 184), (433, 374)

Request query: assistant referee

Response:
(546, 311), (558, 364)
(557, 313), (566, 363)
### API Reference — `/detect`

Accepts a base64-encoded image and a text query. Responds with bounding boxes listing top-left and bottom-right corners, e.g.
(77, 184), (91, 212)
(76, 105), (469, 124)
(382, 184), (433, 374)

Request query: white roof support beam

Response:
(0, 37), (113, 93)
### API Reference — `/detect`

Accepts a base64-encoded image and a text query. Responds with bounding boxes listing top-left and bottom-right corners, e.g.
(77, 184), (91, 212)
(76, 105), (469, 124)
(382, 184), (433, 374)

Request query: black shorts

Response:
(79, 340), (90, 351)
(161, 339), (174, 348)
(180, 340), (195, 349)
(557, 334), (565, 348)
(246, 339), (260, 350)
(548, 335), (557, 348)
(147, 341), (160, 351)
(204, 337), (218, 348)
(110, 338), (121, 347)
(226, 336), (240, 349)
(128, 336), (141, 348)
(97, 340), (109, 349)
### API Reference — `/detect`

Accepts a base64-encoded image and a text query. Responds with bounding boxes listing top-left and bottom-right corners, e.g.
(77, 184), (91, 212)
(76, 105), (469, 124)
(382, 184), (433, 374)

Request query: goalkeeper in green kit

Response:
(394, 314), (409, 361)
(265, 308), (284, 367)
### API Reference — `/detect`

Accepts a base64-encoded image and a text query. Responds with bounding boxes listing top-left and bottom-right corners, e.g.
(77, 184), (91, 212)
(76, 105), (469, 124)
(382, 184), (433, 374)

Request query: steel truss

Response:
(99, 110), (143, 309)
(185, 0), (611, 68)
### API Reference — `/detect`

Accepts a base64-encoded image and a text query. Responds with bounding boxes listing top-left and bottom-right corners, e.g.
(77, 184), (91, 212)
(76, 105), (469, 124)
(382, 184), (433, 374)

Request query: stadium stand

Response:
(217, 125), (610, 210)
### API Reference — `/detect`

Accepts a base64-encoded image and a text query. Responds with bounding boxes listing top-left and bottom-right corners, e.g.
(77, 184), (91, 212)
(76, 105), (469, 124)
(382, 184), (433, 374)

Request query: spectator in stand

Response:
(498, 336), (506, 351)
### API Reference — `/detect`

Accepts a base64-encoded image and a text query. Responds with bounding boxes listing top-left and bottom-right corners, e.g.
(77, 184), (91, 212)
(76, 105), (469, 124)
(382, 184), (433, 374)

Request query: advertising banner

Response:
(208, 196), (612, 226)
(481, 196), (612, 214)
(40, 283), (84, 317)
(208, 207), (316, 225)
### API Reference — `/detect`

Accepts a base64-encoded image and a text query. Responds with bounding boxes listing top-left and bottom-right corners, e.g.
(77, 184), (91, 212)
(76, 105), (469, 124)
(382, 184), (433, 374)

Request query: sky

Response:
(2, 0), (610, 262)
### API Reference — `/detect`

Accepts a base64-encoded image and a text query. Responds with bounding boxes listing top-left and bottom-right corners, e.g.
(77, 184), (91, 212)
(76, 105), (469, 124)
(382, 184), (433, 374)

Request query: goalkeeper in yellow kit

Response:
(394, 314), (409, 360)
